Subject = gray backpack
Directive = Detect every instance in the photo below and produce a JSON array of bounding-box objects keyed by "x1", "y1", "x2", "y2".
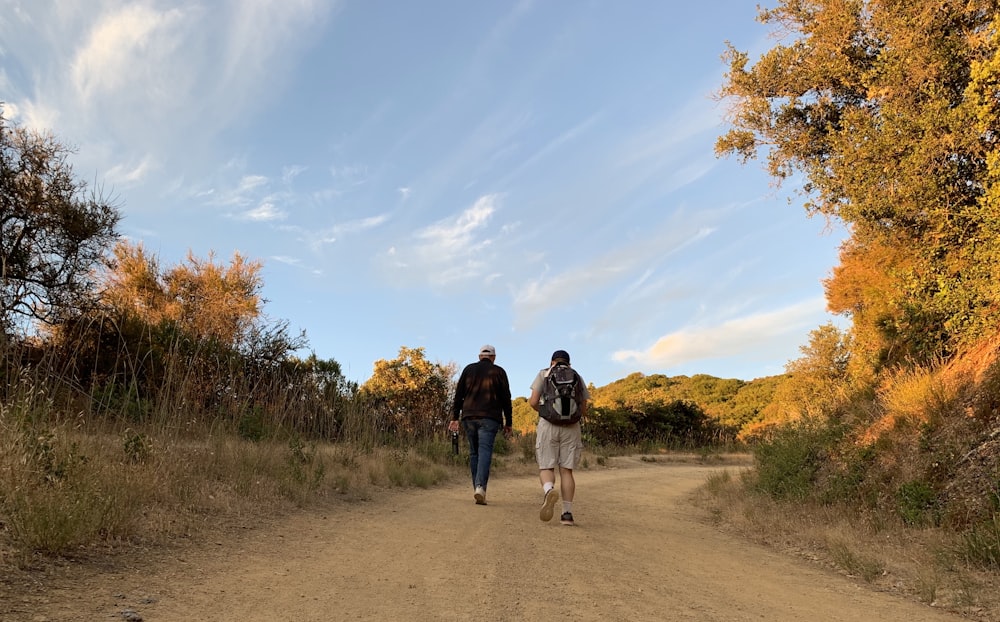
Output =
[{"x1": 539, "y1": 364, "x2": 581, "y2": 425}]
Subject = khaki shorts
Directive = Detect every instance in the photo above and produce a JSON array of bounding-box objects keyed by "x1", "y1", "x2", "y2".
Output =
[{"x1": 535, "y1": 418, "x2": 582, "y2": 470}]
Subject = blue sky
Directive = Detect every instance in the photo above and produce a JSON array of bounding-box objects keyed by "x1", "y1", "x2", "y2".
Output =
[{"x1": 0, "y1": 1, "x2": 847, "y2": 397}]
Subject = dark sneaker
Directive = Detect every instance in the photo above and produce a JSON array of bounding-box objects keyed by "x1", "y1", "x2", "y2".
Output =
[
  {"x1": 474, "y1": 486, "x2": 487, "y2": 505},
  {"x1": 560, "y1": 512, "x2": 575, "y2": 526},
  {"x1": 540, "y1": 488, "x2": 559, "y2": 521}
]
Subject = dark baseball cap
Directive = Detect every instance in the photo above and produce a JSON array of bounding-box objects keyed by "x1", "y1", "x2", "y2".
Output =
[{"x1": 551, "y1": 350, "x2": 570, "y2": 364}]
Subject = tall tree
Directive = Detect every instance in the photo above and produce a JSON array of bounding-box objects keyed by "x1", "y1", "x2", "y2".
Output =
[
  {"x1": 0, "y1": 112, "x2": 120, "y2": 338},
  {"x1": 163, "y1": 249, "x2": 264, "y2": 347},
  {"x1": 101, "y1": 241, "x2": 265, "y2": 347},
  {"x1": 716, "y1": 0, "x2": 1000, "y2": 373},
  {"x1": 360, "y1": 346, "x2": 456, "y2": 438},
  {"x1": 102, "y1": 240, "x2": 169, "y2": 325}
]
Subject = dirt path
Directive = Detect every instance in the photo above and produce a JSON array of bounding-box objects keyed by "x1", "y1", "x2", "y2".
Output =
[{"x1": 5, "y1": 460, "x2": 966, "y2": 622}]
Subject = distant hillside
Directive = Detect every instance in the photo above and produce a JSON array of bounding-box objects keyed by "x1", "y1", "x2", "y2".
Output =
[{"x1": 589, "y1": 372, "x2": 788, "y2": 435}]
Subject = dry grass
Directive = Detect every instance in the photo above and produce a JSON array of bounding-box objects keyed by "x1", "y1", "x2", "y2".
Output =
[
  {"x1": 0, "y1": 414, "x2": 458, "y2": 571},
  {"x1": 693, "y1": 470, "x2": 1000, "y2": 620}
]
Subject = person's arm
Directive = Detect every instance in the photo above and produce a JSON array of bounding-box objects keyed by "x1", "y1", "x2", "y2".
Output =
[
  {"x1": 448, "y1": 370, "x2": 466, "y2": 432},
  {"x1": 528, "y1": 389, "x2": 541, "y2": 412},
  {"x1": 500, "y1": 369, "x2": 513, "y2": 430},
  {"x1": 528, "y1": 370, "x2": 543, "y2": 411}
]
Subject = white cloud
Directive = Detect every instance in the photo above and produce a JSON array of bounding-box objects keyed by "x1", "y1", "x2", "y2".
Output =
[
  {"x1": 1, "y1": 0, "x2": 337, "y2": 200},
  {"x1": 285, "y1": 213, "x2": 390, "y2": 251},
  {"x1": 208, "y1": 175, "x2": 271, "y2": 207},
  {"x1": 512, "y1": 220, "x2": 717, "y2": 325},
  {"x1": 104, "y1": 155, "x2": 155, "y2": 186},
  {"x1": 11, "y1": 100, "x2": 60, "y2": 133},
  {"x1": 240, "y1": 202, "x2": 287, "y2": 222},
  {"x1": 612, "y1": 297, "x2": 827, "y2": 368},
  {"x1": 336, "y1": 214, "x2": 389, "y2": 235},
  {"x1": 71, "y1": 5, "x2": 185, "y2": 104},
  {"x1": 415, "y1": 195, "x2": 495, "y2": 255},
  {"x1": 382, "y1": 194, "x2": 503, "y2": 287},
  {"x1": 282, "y1": 165, "x2": 307, "y2": 183}
]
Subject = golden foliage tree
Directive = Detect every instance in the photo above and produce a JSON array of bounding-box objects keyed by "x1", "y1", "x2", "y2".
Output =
[
  {"x1": 102, "y1": 241, "x2": 169, "y2": 324},
  {"x1": 511, "y1": 397, "x2": 536, "y2": 435},
  {"x1": 360, "y1": 346, "x2": 456, "y2": 439},
  {"x1": 164, "y1": 249, "x2": 263, "y2": 346},
  {"x1": 717, "y1": 0, "x2": 1000, "y2": 376},
  {"x1": 102, "y1": 241, "x2": 263, "y2": 348}
]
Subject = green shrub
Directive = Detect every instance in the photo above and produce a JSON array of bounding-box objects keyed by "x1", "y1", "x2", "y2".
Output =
[
  {"x1": 820, "y1": 444, "x2": 876, "y2": 505},
  {"x1": 92, "y1": 382, "x2": 152, "y2": 423},
  {"x1": 897, "y1": 480, "x2": 940, "y2": 526},
  {"x1": 122, "y1": 428, "x2": 152, "y2": 464},
  {"x1": 237, "y1": 407, "x2": 268, "y2": 442},
  {"x1": 962, "y1": 513, "x2": 1000, "y2": 569},
  {"x1": 752, "y1": 421, "x2": 840, "y2": 501}
]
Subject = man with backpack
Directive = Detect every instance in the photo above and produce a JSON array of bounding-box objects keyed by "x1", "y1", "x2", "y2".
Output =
[
  {"x1": 448, "y1": 344, "x2": 513, "y2": 506},
  {"x1": 528, "y1": 349, "x2": 589, "y2": 526}
]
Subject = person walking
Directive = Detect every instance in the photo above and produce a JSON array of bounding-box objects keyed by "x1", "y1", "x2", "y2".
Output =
[
  {"x1": 449, "y1": 344, "x2": 513, "y2": 505},
  {"x1": 529, "y1": 349, "x2": 588, "y2": 526}
]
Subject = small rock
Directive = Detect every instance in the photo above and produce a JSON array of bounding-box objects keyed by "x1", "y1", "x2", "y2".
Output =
[{"x1": 121, "y1": 609, "x2": 143, "y2": 622}]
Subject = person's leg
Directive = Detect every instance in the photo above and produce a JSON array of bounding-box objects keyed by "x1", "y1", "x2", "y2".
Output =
[
  {"x1": 557, "y1": 423, "x2": 582, "y2": 524},
  {"x1": 558, "y1": 467, "x2": 575, "y2": 502},
  {"x1": 539, "y1": 468, "x2": 556, "y2": 487},
  {"x1": 475, "y1": 419, "x2": 500, "y2": 491},
  {"x1": 464, "y1": 419, "x2": 479, "y2": 487},
  {"x1": 536, "y1": 419, "x2": 560, "y2": 521}
]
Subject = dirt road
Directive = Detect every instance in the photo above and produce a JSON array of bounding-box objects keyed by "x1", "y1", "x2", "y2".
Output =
[{"x1": 6, "y1": 459, "x2": 966, "y2": 621}]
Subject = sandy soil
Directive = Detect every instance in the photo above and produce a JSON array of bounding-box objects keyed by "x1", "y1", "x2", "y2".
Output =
[{"x1": 2, "y1": 458, "x2": 968, "y2": 622}]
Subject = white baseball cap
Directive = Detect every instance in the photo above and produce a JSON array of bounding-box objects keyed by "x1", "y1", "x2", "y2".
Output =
[{"x1": 480, "y1": 344, "x2": 496, "y2": 356}]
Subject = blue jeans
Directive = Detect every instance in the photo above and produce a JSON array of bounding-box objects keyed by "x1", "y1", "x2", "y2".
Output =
[{"x1": 463, "y1": 418, "x2": 500, "y2": 490}]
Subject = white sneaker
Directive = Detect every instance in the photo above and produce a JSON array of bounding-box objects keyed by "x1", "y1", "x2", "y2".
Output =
[
  {"x1": 474, "y1": 486, "x2": 487, "y2": 505},
  {"x1": 539, "y1": 488, "x2": 559, "y2": 521}
]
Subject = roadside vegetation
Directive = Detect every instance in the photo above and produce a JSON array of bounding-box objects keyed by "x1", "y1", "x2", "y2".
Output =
[{"x1": 692, "y1": 1, "x2": 1000, "y2": 619}]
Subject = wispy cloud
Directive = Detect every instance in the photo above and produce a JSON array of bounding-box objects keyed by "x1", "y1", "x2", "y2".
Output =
[
  {"x1": 71, "y1": 5, "x2": 185, "y2": 105},
  {"x1": 383, "y1": 194, "x2": 504, "y2": 286},
  {"x1": 104, "y1": 155, "x2": 155, "y2": 186},
  {"x1": 611, "y1": 297, "x2": 826, "y2": 368},
  {"x1": 209, "y1": 175, "x2": 271, "y2": 208},
  {"x1": 269, "y1": 254, "x2": 323, "y2": 276},
  {"x1": 239, "y1": 202, "x2": 287, "y2": 222},
  {"x1": 282, "y1": 165, "x2": 307, "y2": 184},
  {"x1": 512, "y1": 218, "x2": 717, "y2": 326},
  {"x1": 1, "y1": 0, "x2": 337, "y2": 195},
  {"x1": 415, "y1": 196, "x2": 495, "y2": 254},
  {"x1": 336, "y1": 214, "x2": 389, "y2": 235},
  {"x1": 285, "y1": 213, "x2": 390, "y2": 251},
  {"x1": 271, "y1": 255, "x2": 301, "y2": 266},
  {"x1": 495, "y1": 114, "x2": 601, "y2": 187}
]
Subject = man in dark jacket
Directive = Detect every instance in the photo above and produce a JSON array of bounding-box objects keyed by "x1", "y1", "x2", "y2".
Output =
[{"x1": 448, "y1": 344, "x2": 513, "y2": 505}]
